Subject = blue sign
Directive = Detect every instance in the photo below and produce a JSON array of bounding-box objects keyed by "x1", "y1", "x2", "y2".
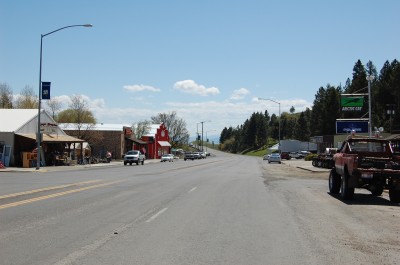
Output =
[
  {"x1": 42, "y1": 82, "x2": 51, "y2": 100},
  {"x1": 336, "y1": 121, "x2": 368, "y2": 134}
]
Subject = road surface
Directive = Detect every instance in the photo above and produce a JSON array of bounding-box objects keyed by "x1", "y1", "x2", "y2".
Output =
[{"x1": 0, "y1": 150, "x2": 399, "y2": 265}]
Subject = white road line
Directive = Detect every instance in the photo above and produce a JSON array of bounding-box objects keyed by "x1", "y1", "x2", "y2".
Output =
[
  {"x1": 146, "y1": 208, "x2": 168, "y2": 223},
  {"x1": 188, "y1": 187, "x2": 197, "y2": 193}
]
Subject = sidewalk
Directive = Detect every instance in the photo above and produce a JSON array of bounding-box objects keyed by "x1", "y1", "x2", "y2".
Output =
[
  {"x1": 0, "y1": 159, "x2": 161, "y2": 173},
  {"x1": 281, "y1": 159, "x2": 330, "y2": 173}
]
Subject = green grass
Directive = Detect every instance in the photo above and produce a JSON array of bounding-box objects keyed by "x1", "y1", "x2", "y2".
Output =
[{"x1": 243, "y1": 148, "x2": 268, "y2": 157}]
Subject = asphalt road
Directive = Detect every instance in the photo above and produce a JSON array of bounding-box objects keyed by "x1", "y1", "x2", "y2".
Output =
[{"x1": 0, "y1": 151, "x2": 399, "y2": 265}]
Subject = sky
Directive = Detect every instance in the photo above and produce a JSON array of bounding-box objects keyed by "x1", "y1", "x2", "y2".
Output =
[{"x1": 1, "y1": 0, "x2": 400, "y2": 141}]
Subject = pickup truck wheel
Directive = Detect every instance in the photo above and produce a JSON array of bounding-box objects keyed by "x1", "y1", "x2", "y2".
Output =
[
  {"x1": 329, "y1": 169, "x2": 341, "y2": 194},
  {"x1": 136, "y1": 161, "x2": 139, "y2": 165},
  {"x1": 371, "y1": 185, "x2": 384, "y2": 196},
  {"x1": 124, "y1": 162, "x2": 127, "y2": 166},
  {"x1": 389, "y1": 186, "x2": 400, "y2": 203},
  {"x1": 340, "y1": 173, "x2": 354, "y2": 200}
]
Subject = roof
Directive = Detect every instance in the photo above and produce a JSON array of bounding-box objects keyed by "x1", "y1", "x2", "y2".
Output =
[
  {"x1": 0, "y1": 109, "x2": 38, "y2": 132},
  {"x1": 126, "y1": 135, "x2": 147, "y2": 144},
  {"x1": 143, "y1": 124, "x2": 162, "y2": 137},
  {"x1": 60, "y1": 123, "x2": 130, "y2": 131},
  {"x1": 16, "y1": 133, "x2": 84, "y2": 143}
]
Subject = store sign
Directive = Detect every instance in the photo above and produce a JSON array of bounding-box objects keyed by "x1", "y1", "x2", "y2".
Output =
[
  {"x1": 336, "y1": 121, "x2": 368, "y2": 134},
  {"x1": 341, "y1": 96, "x2": 364, "y2": 111}
]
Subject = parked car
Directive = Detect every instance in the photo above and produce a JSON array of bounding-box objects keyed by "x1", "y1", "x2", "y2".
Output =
[
  {"x1": 298, "y1": 151, "x2": 311, "y2": 159},
  {"x1": 268, "y1": 153, "x2": 282, "y2": 164},
  {"x1": 123, "y1": 150, "x2": 145, "y2": 165},
  {"x1": 161, "y1": 154, "x2": 174, "y2": 162},
  {"x1": 263, "y1": 154, "x2": 270, "y2": 160},
  {"x1": 280, "y1": 152, "x2": 291, "y2": 160},
  {"x1": 193, "y1": 152, "x2": 201, "y2": 159},
  {"x1": 289, "y1": 152, "x2": 301, "y2": 159},
  {"x1": 184, "y1": 152, "x2": 194, "y2": 161}
]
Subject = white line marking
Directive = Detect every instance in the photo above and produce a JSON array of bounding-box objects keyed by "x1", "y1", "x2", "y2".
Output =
[
  {"x1": 188, "y1": 187, "x2": 197, "y2": 193},
  {"x1": 146, "y1": 208, "x2": 168, "y2": 223}
]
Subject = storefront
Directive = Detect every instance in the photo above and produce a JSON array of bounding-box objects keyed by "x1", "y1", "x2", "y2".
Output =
[
  {"x1": 141, "y1": 123, "x2": 171, "y2": 159},
  {"x1": 0, "y1": 109, "x2": 84, "y2": 167}
]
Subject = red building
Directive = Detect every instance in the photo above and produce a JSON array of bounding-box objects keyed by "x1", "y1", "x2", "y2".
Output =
[{"x1": 141, "y1": 123, "x2": 171, "y2": 159}]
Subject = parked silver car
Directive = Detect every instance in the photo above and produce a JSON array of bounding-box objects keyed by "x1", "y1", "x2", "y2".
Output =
[{"x1": 268, "y1": 153, "x2": 281, "y2": 164}]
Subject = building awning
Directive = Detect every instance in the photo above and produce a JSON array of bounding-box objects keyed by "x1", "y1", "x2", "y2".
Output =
[
  {"x1": 16, "y1": 133, "x2": 85, "y2": 143},
  {"x1": 158, "y1": 141, "x2": 171, "y2": 147},
  {"x1": 126, "y1": 136, "x2": 147, "y2": 145}
]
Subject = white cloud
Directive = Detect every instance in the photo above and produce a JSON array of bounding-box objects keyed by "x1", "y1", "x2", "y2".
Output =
[
  {"x1": 230, "y1": 88, "x2": 250, "y2": 100},
  {"x1": 173, "y1": 80, "x2": 220, "y2": 96},
  {"x1": 123, "y1": 84, "x2": 161, "y2": 92},
  {"x1": 36, "y1": 92, "x2": 312, "y2": 138}
]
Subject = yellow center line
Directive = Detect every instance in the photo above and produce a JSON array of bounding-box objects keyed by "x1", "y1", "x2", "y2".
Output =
[
  {"x1": 0, "y1": 180, "x2": 101, "y2": 200},
  {"x1": 0, "y1": 180, "x2": 123, "y2": 210}
]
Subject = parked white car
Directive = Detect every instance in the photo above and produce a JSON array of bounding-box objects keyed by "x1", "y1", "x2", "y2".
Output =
[
  {"x1": 123, "y1": 150, "x2": 145, "y2": 165},
  {"x1": 161, "y1": 154, "x2": 174, "y2": 162}
]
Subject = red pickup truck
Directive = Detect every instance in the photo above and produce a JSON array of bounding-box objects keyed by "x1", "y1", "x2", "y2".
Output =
[{"x1": 329, "y1": 136, "x2": 400, "y2": 203}]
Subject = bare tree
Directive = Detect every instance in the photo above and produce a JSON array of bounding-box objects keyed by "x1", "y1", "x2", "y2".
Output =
[
  {"x1": 132, "y1": 120, "x2": 151, "y2": 139},
  {"x1": 0, "y1": 83, "x2": 13, "y2": 108},
  {"x1": 57, "y1": 95, "x2": 96, "y2": 138},
  {"x1": 45, "y1": 97, "x2": 63, "y2": 119},
  {"x1": 151, "y1": 111, "x2": 189, "y2": 147},
  {"x1": 14, "y1": 85, "x2": 38, "y2": 109}
]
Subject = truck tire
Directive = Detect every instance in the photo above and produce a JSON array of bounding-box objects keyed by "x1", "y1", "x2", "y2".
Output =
[
  {"x1": 329, "y1": 169, "x2": 341, "y2": 194},
  {"x1": 340, "y1": 172, "x2": 354, "y2": 200},
  {"x1": 389, "y1": 186, "x2": 400, "y2": 203},
  {"x1": 371, "y1": 185, "x2": 384, "y2": 196},
  {"x1": 141, "y1": 159, "x2": 144, "y2": 165},
  {"x1": 136, "y1": 160, "x2": 139, "y2": 165}
]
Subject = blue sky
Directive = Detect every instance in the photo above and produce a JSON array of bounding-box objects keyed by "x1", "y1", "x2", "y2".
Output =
[{"x1": 1, "y1": 0, "x2": 399, "y2": 139}]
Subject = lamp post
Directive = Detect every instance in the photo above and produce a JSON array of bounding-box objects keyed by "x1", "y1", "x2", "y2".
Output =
[
  {"x1": 366, "y1": 74, "x2": 375, "y2": 137},
  {"x1": 36, "y1": 24, "x2": 92, "y2": 170},
  {"x1": 205, "y1": 129, "x2": 217, "y2": 152},
  {"x1": 258, "y1": 97, "x2": 281, "y2": 152}
]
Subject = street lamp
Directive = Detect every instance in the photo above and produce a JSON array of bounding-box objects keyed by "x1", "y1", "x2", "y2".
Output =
[
  {"x1": 258, "y1": 97, "x2": 281, "y2": 152},
  {"x1": 205, "y1": 129, "x2": 217, "y2": 152},
  {"x1": 36, "y1": 24, "x2": 92, "y2": 170},
  {"x1": 366, "y1": 74, "x2": 375, "y2": 137}
]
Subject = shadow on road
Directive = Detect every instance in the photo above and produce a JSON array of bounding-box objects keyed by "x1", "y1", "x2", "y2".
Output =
[{"x1": 327, "y1": 192, "x2": 399, "y2": 207}]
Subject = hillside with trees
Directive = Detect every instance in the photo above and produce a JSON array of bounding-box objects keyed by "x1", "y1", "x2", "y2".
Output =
[{"x1": 220, "y1": 59, "x2": 400, "y2": 153}]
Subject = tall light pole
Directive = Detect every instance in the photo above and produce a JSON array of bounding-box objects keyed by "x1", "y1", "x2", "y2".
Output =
[
  {"x1": 36, "y1": 24, "x2": 92, "y2": 170},
  {"x1": 366, "y1": 74, "x2": 375, "y2": 137},
  {"x1": 199, "y1": 120, "x2": 211, "y2": 152},
  {"x1": 258, "y1": 97, "x2": 281, "y2": 152}
]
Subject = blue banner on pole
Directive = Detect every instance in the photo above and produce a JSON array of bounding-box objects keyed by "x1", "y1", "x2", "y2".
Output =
[{"x1": 42, "y1": 82, "x2": 51, "y2": 100}]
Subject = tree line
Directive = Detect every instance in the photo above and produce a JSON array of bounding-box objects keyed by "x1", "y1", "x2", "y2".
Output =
[{"x1": 220, "y1": 59, "x2": 400, "y2": 153}]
